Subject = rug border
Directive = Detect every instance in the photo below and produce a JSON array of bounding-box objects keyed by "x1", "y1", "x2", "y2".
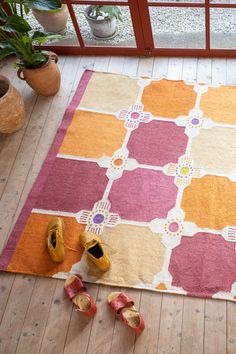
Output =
[{"x1": 0, "y1": 69, "x2": 93, "y2": 271}]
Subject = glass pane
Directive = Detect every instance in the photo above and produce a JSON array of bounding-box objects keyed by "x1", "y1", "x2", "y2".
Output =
[
  {"x1": 148, "y1": 0, "x2": 204, "y2": 3},
  {"x1": 75, "y1": 0, "x2": 127, "y2": 2},
  {"x1": 149, "y1": 7, "x2": 205, "y2": 48},
  {"x1": 25, "y1": 5, "x2": 79, "y2": 46},
  {"x1": 210, "y1": 0, "x2": 236, "y2": 3},
  {"x1": 211, "y1": 8, "x2": 236, "y2": 48},
  {"x1": 73, "y1": 5, "x2": 136, "y2": 47}
]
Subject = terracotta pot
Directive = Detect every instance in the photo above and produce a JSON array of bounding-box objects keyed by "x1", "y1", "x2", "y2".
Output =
[
  {"x1": 0, "y1": 75, "x2": 25, "y2": 134},
  {"x1": 32, "y1": 5, "x2": 68, "y2": 34},
  {"x1": 17, "y1": 53, "x2": 61, "y2": 97},
  {"x1": 85, "y1": 6, "x2": 117, "y2": 39}
]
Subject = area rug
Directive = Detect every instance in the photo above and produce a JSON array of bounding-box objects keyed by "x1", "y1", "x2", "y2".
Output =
[{"x1": 1, "y1": 70, "x2": 236, "y2": 301}]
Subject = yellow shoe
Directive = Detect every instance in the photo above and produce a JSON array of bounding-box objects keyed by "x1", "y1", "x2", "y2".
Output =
[
  {"x1": 47, "y1": 217, "x2": 65, "y2": 263},
  {"x1": 80, "y1": 232, "x2": 110, "y2": 272}
]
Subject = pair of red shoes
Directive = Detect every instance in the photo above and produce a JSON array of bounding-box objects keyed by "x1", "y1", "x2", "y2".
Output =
[{"x1": 64, "y1": 275, "x2": 144, "y2": 334}]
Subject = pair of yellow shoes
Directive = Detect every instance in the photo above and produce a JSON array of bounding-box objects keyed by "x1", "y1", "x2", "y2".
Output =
[{"x1": 47, "y1": 217, "x2": 110, "y2": 271}]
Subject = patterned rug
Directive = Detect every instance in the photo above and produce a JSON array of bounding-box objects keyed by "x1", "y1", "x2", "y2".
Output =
[{"x1": 1, "y1": 70, "x2": 236, "y2": 301}]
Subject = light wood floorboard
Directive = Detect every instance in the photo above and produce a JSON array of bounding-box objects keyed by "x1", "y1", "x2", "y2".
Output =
[{"x1": 0, "y1": 55, "x2": 236, "y2": 354}]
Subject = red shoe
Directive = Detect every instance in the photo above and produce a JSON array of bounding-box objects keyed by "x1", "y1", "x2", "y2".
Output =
[
  {"x1": 64, "y1": 275, "x2": 97, "y2": 317},
  {"x1": 108, "y1": 292, "x2": 144, "y2": 334}
]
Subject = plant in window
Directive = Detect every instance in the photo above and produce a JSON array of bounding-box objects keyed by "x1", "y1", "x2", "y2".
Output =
[
  {"x1": 1, "y1": 0, "x2": 62, "y2": 16},
  {"x1": 0, "y1": 2, "x2": 62, "y2": 96},
  {"x1": 1, "y1": 0, "x2": 68, "y2": 34},
  {"x1": 84, "y1": 5, "x2": 123, "y2": 39},
  {"x1": 31, "y1": 1, "x2": 69, "y2": 35},
  {"x1": 88, "y1": 6, "x2": 123, "y2": 22}
]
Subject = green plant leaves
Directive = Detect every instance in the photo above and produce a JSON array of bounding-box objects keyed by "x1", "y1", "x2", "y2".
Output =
[
  {"x1": 0, "y1": 47, "x2": 15, "y2": 60},
  {"x1": 88, "y1": 5, "x2": 123, "y2": 22},
  {"x1": 21, "y1": 34, "x2": 32, "y2": 45},
  {"x1": 31, "y1": 30, "x2": 46, "y2": 39},
  {"x1": 0, "y1": 7, "x2": 8, "y2": 21},
  {"x1": 24, "y1": 0, "x2": 61, "y2": 11},
  {"x1": 0, "y1": 1, "x2": 61, "y2": 68},
  {"x1": 0, "y1": 25, "x2": 60, "y2": 68},
  {"x1": 1, "y1": 14, "x2": 31, "y2": 32},
  {"x1": 0, "y1": 36, "x2": 30, "y2": 60},
  {"x1": 31, "y1": 31, "x2": 62, "y2": 45},
  {"x1": 4, "y1": 0, "x2": 62, "y2": 13},
  {"x1": 23, "y1": 4, "x2": 30, "y2": 15},
  {"x1": 0, "y1": 41, "x2": 15, "y2": 49}
]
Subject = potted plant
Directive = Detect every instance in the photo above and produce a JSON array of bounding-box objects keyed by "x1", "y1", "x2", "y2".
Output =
[
  {"x1": 84, "y1": 5, "x2": 123, "y2": 39},
  {"x1": 0, "y1": 4, "x2": 62, "y2": 96},
  {"x1": 0, "y1": 75, "x2": 25, "y2": 133},
  {"x1": 31, "y1": 0, "x2": 69, "y2": 35}
]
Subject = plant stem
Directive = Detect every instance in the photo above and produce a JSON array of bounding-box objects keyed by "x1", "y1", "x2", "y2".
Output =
[
  {"x1": 20, "y1": 1, "x2": 24, "y2": 18},
  {"x1": 13, "y1": 0, "x2": 17, "y2": 15},
  {"x1": 0, "y1": 29, "x2": 10, "y2": 41},
  {"x1": 96, "y1": 6, "x2": 102, "y2": 18}
]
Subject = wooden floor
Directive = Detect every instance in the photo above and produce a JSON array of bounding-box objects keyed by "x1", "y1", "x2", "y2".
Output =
[{"x1": 1, "y1": 55, "x2": 236, "y2": 354}]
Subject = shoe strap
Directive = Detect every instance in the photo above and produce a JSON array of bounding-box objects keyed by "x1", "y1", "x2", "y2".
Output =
[
  {"x1": 64, "y1": 243, "x2": 80, "y2": 253},
  {"x1": 64, "y1": 276, "x2": 85, "y2": 300},
  {"x1": 120, "y1": 310, "x2": 145, "y2": 334},
  {"x1": 110, "y1": 293, "x2": 134, "y2": 314},
  {"x1": 86, "y1": 239, "x2": 99, "y2": 249},
  {"x1": 75, "y1": 292, "x2": 92, "y2": 311},
  {"x1": 75, "y1": 292, "x2": 97, "y2": 317}
]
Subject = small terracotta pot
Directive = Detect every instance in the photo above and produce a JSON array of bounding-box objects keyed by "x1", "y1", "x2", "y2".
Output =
[
  {"x1": 17, "y1": 53, "x2": 61, "y2": 97},
  {"x1": 32, "y1": 5, "x2": 68, "y2": 34},
  {"x1": 0, "y1": 75, "x2": 25, "y2": 134}
]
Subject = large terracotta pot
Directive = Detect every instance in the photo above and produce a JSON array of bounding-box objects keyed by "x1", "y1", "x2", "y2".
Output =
[
  {"x1": 32, "y1": 5, "x2": 68, "y2": 34},
  {"x1": 85, "y1": 6, "x2": 117, "y2": 39},
  {"x1": 17, "y1": 53, "x2": 61, "y2": 97},
  {"x1": 0, "y1": 75, "x2": 25, "y2": 134}
]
